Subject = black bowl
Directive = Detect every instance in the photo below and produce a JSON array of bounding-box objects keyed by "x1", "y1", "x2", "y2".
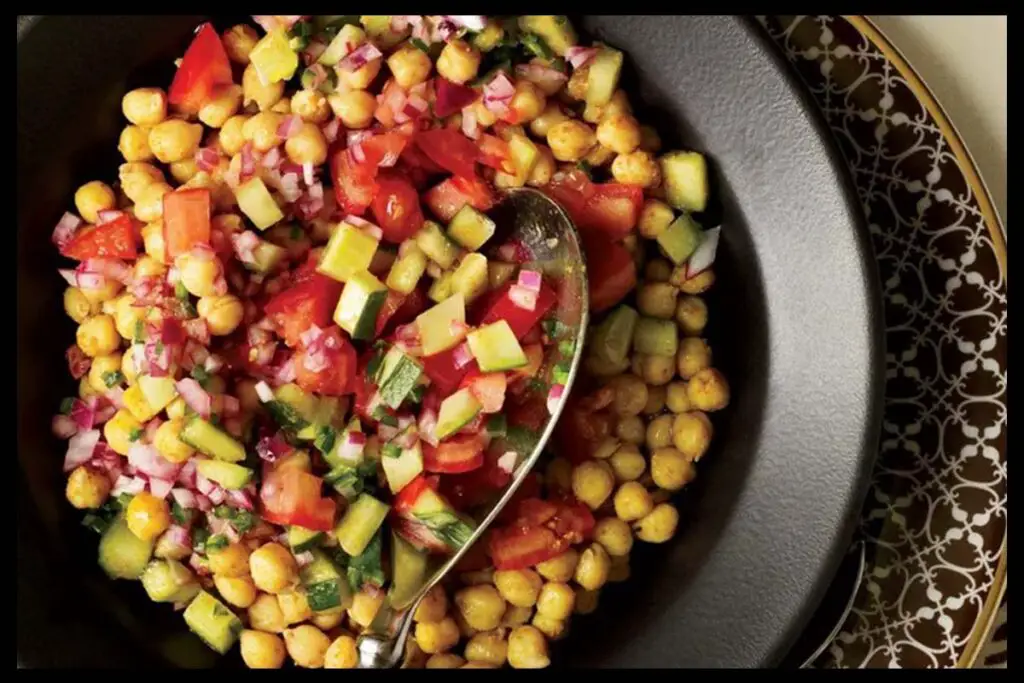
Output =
[{"x1": 17, "y1": 15, "x2": 883, "y2": 668}]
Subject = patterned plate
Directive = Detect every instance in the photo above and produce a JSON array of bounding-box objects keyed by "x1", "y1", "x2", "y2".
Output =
[{"x1": 759, "y1": 15, "x2": 1007, "y2": 669}]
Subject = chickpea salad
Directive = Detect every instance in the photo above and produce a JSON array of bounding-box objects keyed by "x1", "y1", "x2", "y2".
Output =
[{"x1": 51, "y1": 14, "x2": 729, "y2": 670}]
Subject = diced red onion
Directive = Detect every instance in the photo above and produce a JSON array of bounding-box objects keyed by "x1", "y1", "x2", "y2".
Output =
[
  {"x1": 105, "y1": 386, "x2": 125, "y2": 410},
  {"x1": 294, "y1": 550, "x2": 315, "y2": 568},
  {"x1": 405, "y1": 93, "x2": 429, "y2": 115},
  {"x1": 339, "y1": 42, "x2": 382, "y2": 72},
  {"x1": 516, "y1": 63, "x2": 568, "y2": 92},
  {"x1": 255, "y1": 381, "x2": 276, "y2": 403},
  {"x1": 63, "y1": 429, "x2": 100, "y2": 472},
  {"x1": 188, "y1": 552, "x2": 210, "y2": 575},
  {"x1": 508, "y1": 284, "x2": 538, "y2": 311},
  {"x1": 256, "y1": 432, "x2": 292, "y2": 463},
  {"x1": 277, "y1": 115, "x2": 303, "y2": 139},
  {"x1": 390, "y1": 15, "x2": 422, "y2": 32},
  {"x1": 207, "y1": 486, "x2": 227, "y2": 506},
  {"x1": 195, "y1": 473, "x2": 216, "y2": 496},
  {"x1": 171, "y1": 488, "x2": 198, "y2": 509},
  {"x1": 452, "y1": 342, "x2": 474, "y2": 369},
  {"x1": 94, "y1": 403, "x2": 116, "y2": 426},
  {"x1": 349, "y1": 142, "x2": 367, "y2": 164},
  {"x1": 195, "y1": 147, "x2": 221, "y2": 172},
  {"x1": 66, "y1": 344, "x2": 91, "y2": 379},
  {"x1": 226, "y1": 488, "x2": 254, "y2": 510},
  {"x1": 272, "y1": 356, "x2": 297, "y2": 385},
  {"x1": 79, "y1": 257, "x2": 133, "y2": 285},
  {"x1": 347, "y1": 130, "x2": 374, "y2": 147},
  {"x1": 128, "y1": 443, "x2": 181, "y2": 480},
  {"x1": 261, "y1": 146, "x2": 282, "y2": 169},
  {"x1": 566, "y1": 46, "x2": 599, "y2": 69},
  {"x1": 447, "y1": 320, "x2": 468, "y2": 339},
  {"x1": 302, "y1": 162, "x2": 315, "y2": 187},
  {"x1": 69, "y1": 397, "x2": 97, "y2": 431},
  {"x1": 77, "y1": 272, "x2": 110, "y2": 290},
  {"x1": 204, "y1": 354, "x2": 224, "y2": 374},
  {"x1": 194, "y1": 494, "x2": 212, "y2": 513},
  {"x1": 299, "y1": 324, "x2": 324, "y2": 348},
  {"x1": 231, "y1": 230, "x2": 260, "y2": 266},
  {"x1": 547, "y1": 383, "x2": 566, "y2": 415},
  {"x1": 337, "y1": 431, "x2": 366, "y2": 464},
  {"x1": 144, "y1": 338, "x2": 172, "y2": 377},
  {"x1": 161, "y1": 525, "x2": 193, "y2": 554},
  {"x1": 221, "y1": 396, "x2": 241, "y2": 418},
  {"x1": 426, "y1": 261, "x2": 442, "y2": 279},
  {"x1": 323, "y1": 117, "x2": 341, "y2": 143},
  {"x1": 148, "y1": 477, "x2": 175, "y2": 500},
  {"x1": 57, "y1": 269, "x2": 79, "y2": 287},
  {"x1": 497, "y1": 450, "x2": 518, "y2": 474},
  {"x1": 308, "y1": 182, "x2": 324, "y2": 201},
  {"x1": 177, "y1": 458, "x2": 198, "y2": 489},
  {"x1": 395, "y1": 427, "x2": 419, "y2": 450},
  {"x1": 176, "y1": 378, "x2": 212, "y2": 418},
  {"x1": 483, "y1": 71, "x2": 515, "y2": 114},
  {"x1": 279, "y1": 173, "x2": 303, "y2": 203},
  {"x1": 418, "y1": 409, "x2": 439, "y2": 447},
  {"x1": 240, "y1": 143, "x2": 257, "y2": 179},
  {"x1": 303, "y1": 345, "x2": 330, "y2": 373},
  {"x1": 443, "y1": 15, "x2": 487, "y2": 31},
  {"x1": 144, "y1": 417, "x2": 163, "y2": 443},
  {"x1": 52, "y1": 212, "x2": 82, "y2": 249},
  {"x1": 461, "y1": 106, "x2": 480, "y2": 139},
  {"x1": 52, "y1": 414, "x2": 78, "y2": 439},
  {"x1": 686, "y1": 226, "x2": 722, "y2": 278},
  {"x1": 112, "y1": 474, "x2": 148, "y2": 497},
  {"x1": 517, "y1": 269, "x2": 542, "y2": 292}
]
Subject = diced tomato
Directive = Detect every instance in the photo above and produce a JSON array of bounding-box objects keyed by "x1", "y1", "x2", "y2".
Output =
[
  {"x1": 494, "y1": 474, "x2": 544, "y2": 523},
  {"x1": 60, "y1": 215, "x2": 139, "y2": 261},
  {"x1": 400, "y1": 140, "x2": 447, "y2": 175},
  {"x1": 423, "y1": 434, "x2": 486, "y2": 474},
  {"x1": 547, "y1": 496, "x2": 596, "y2": 543},
  {"x1": 66, "y1": 344, "x2": 91, "y2": 379},
  {"x1": 415, "y1": 128, "x2": 480, "y2": 179},
  {"x1": 424, "y1": 174, "x2": 496, "y2": 222},
  {"x1": 361, "y1": 131, "x2": 412, "y2": 168},
  {"x1": 370, "y1": 174, "x2": 424, "y2": 244},
  {"x1": 578, "y1": 183, "x2": 644, "y2": 240},
  {"x1": 259, "y1": 468, "x2": 336, "y2": 532},
  {"x1": 293, "y1": 326, "x2": 357, "y2": 396},
  {"x1": 330, "y1": 148, "x2": 378, "y2": 216},
  {"x1": 507, "y1": 394, "x2": 548, "y2": 432},
  {"x1": 421, "y1": 347, "x2": 475, "y2": 396},
  {"x1": 375, "y1": 284, "x2": 428, "y2": 338},
  {"x1": 265, "y1": 274, "x2": 342, "y2": 348},
  {"x1": 582, "y1": 233, "x2": 637, "y2": 313},
  {"x1": 351, "y1": 351, "x2": 379, "y2": 422},
  {"x1": 489, "y1": 525, "x2": 562, "y2": 570},
  {"x1": 162, "y1": 189, "x2": 211, "y2": 259},
  {"x1": 459, "y1": 369, "x2": 507, "y2": 413},
  {"x1": 391, "y1": 515, "x2": 450, "y2": 554},
  {"x1": 433, "y1": 77, "x2": 480, "y2": 118},
  {"x1": 478, "y1": 281, "x2": 557, "y2": 339},
  {"x1": 476, "y1": 134, "x2": 515, "y2": 173},
  {"x1": 374, "y1": 79, "x2": 406, "y2": 129},
  {"x1": 542, "y1": 169, "x2": 594, "y2": 227},
  {"x1": 393, "y1": 474, "x2": 436, "y2": 515},
  {"x1": 168, "y1": 23, "x2": 234, "y2": 115}
]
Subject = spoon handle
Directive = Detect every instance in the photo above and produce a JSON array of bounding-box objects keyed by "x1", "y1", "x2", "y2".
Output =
[{"x1": 355, "y1": 594, "x2": 421, "y2": 668}]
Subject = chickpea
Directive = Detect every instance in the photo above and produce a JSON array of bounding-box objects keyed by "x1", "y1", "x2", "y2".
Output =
[
  {"x1": 248, "y1": 593, "x2": 287, "y2": 633},
  {"x1": 547, "y1": 119, "x2": 597, "y2": 162},
  {"x1": 243, "y1": 63, "x2": 285, "y2": 111},
  {"x1": 592, "y1": 436, "x2": 621, "y2": 460},
  {"x1": 324, "y1": 635, "x2": 359, "y2": 669},
  {"x1": 249, "y1": 542, "x2": 297, "y2": 593},
  {"x1": 310, "y1": 607, "x2": 345, "y2": 630},
  {"x1": 677, "y1": 337, "x2": 712, "y2": 380},
  {"x1": 596, "y1": 113, "x2": 642, "y2": 155},
  {"x1": 240, "y1": 629, "x2": 287, "y2": 669},
  {"x1": 134, "y1": 182, "x2": 172, "y2": 222},
  {"x1": 499, "y1": 604, "x2": 531, "y2": 629},
  {"x1": 73, "y1": 181, "x2": 116, "y2": 224},
  {"x1": 282, "y1": 122, "x2": 328, "y2": 166},
  {"x1": 324, "y1": 91, "x2": 373, "y2": 131},
  {"x1": 640, "y1": 124, "x2": 662, "y2": 153},
  {"x1": 76, "y1": 315, "x2": 119, "y2": 357},
  {"x1": 673, "y1": 411, "x2": 713, "y2": 461},
  {"x1": 574, "y1": 543, "x2": 611, "y2": 591},
  {"x1": 687, "y1": 367, "x2": 730, "y2": 412},
  {"x1": 571, "y1": 460, "x2": 615, "y2": 510},
  {"x1": 65, "y1": 466, "x2": 111, "y2": 510},
  {"x1": 223, "y1": 24, "x2": 259, "y2": 64},
  {"x1": 426, "y1": 653, "x2": 465, "y2": 669},
  {"x1": 124, "y1": 492, "x2": 170, "y2": 542},
  {"x1": 566, "y1": 65, "x2": 589, "y2": 101},
  {"x1": 215, "y1": 115, "x2": 249, "y2": 157},
  {"x1": 63, "y1": 287, "x2": 94, "y2": 323},
  {"x1": 526, "y1": 145, "x2": 556, "y2": 187},
  {"x1": 119, "y1": 162, "x2": 165, "y2": 203},
  {"x1": 544, "y1": 457, "x2": 573, "y2": 492},
  {"x1": 113, "y1": 296, "x2": 143, "y2": 341},
  {"x1": 646, "y1": 414, "x2": 675, "y2": 450},
  {"x1": 607, "y1": 373, "x2": 648, "y2": 417},
  {"x1": 535, "y1": 548, "x2": 578, "y2": 582},
  {"x1": 213, "y1": 574, "x2": 257, "y2": 609},
  {"x1": 436, "y1": 39, "x2": 481, "y2": 84},
  {"x1": 665, "y1": 381, "x2": 692, "y2": 413},
  {"x1": 133, "y1": 255, "x2": 166, "y2": 281},
  {"x1": 178, "y1": 252, "x2": 222, "y2": 298},
  {"x1": 208, "y1": 542, "x2": 251, "y2": 578},
  {"x1": 532, "y1": 613, "x2": 567, "y2": 640},
  {"x1": 611, "y1": 150, "x2": 662, "y2": 188},
  {"x1": 148, "y1": 120, "x2": 203, "y2": 164},
  {"x1": 678, "y1": 268, "x2": 716, "y2": 294},
  {"x1": 103, "y1": 409, "x2": 140, "y2": 455},
  {"x1": 586, "y1": 353, "x2": 630, "y2": 378},
  {"x1": 284, "y1": 624, "x2": 331, "y2": 668},
  {"x1": 466, "y1": 98, "x2": 499, "y2": 129},
  {"x1": 195, "y1": 294, "x2": 243, "y2": 336},
  {"x1": 529, "y1": 102, "x2": 569, "y2": 139},
  {"x1": 584, "y1": 143, "x2": 616, "y2": 168},
  {"x1": 242, "y1": 111, "x2": 283, "y2": 152},
  {"x1": 290, "y1": 89, "x2": 331, "y2": 124},
  {"x1": 610, "y1": 444, "x2": 647, "y2": 482},
  {"x1": 640, "y1": 353, "x2": 676, "y2": 386},
  {"x1": 645, "y1": 258, "x2": 673, "y2": 283},
  {"x1": 117, "y1": 124, "x2": 154, "y2": 162},
  {"x1": 638, "y1": 283, "x2": 678, "y2": 321},
  {"x1": 454, "y1": 584, "x2": 506, "y2": 632},
  {"x1": 651, "y1": 447, "x2": 698, "y2": 491},
  {"x1": 464, "y1": 630, "x2": 508, "y2": 666},
  {"x1": 122, "y1": 87, "x2": 167, "y2": 126},
  {"x1": 414, "y1": 617, "x2": 460, "y2": 654},
  {"x1": 614, "y1": 481, "x2": 655, "y2": 522},
  {"x1": 574, "y1": 587, "x2": 600, "y2": 615},
  {"x1": 277, "y1": 590, "x2": 313, "y2": 625},
  {"x1": 199, "y1": 84, "x2": 243, "y2": 129},
  {"x1": 509, "y1": 80, "x2": 546, "y2": 124},
  {"x1": 532, "y1": 581, "x2": 573, "y2": 621},
  {"x1": 494, "y1": 569, "x2": 543, "y2": 608},
  {"x1": 410, "y1": 584, "x2": 447, "y2": 624},
  {"x1": 644, "y1": 385, "x2": 667, "y2": 415},
  {"x1": 594, "y1": 517, "x2": 634, "y2": 557},
  {"x1": 507, "y1": 625, "x2": 550, "y2": 669},
  {"x1": 136, "y1": 223, "x2": 166, "y2": 265},
  {"x1": 87, "y1": 353, "x2": 122, "y2": 393},
  {"x1": 387, "y1": 45, "x2": 433, "y2": 89},
  {"x1": 337, "y1": 58, "x2": 381, "y2": 90},
  {"x1": 615, "y1": 416, "x2": 645, "y2": 445},
  {"x1": 634, "y1": 502, "x2": 680, "y2": 543},
  {"x1": 462, "y1": 661, "x2": 498, "y2": 669},
  {"x1": 348, "y1": 587, "x2": 385, "y2": 628},
  {"x1": 603, "y1": 90, "x2": 633, "y2": 120}
]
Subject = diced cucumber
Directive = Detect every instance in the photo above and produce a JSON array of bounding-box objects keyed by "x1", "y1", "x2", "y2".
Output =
[
  {"x1": 296, "y1": 396, "x2": 345, "y2": 441},
  {"x1": 488, "y1": 261, "x2": 517, "y2": 290},
  {"x1": 300, "y1": 65, "x2": 338, "y2": 93},
  {"x1": 450, "y1": 252, "x2": 489, "y2": 303},
  {"x1": 98, "y1": 515, "x2": 154, "y2": 580},
  {"x1": 591, "y1": 304, "x2": 639, "y2": 364},
  {"x1": 235, "y1": 178, "x2": 284, "y2": 230},
  {"x1": 435, "y1": 388, "x2": 482, "y2": 440},
  {"x1": 447, "y1": 205, "x2": 496, "y2": 251},
  {"x1": 470, "y1": 21, "x2": 504, "y2": 52},
  {"x1": 137, "y1": 375, "x2": 178, "y2": 414},
  {"x1": 508, "y1": 134, "x2": 540, "y2": 184},
  {"x1": 660, "y1": 151, "x2": 709, "y2": 213},
  {"x1": 382, "y1": 442, "x2": 423, "y2": 494},
  {"x1": 413, "y1": 507, "x2": 476, "y2": 551},
  {"x1": 249, "y1": 238, "x2": 288, "y2": 274},
  {"x1": 518, "y1": 16, "x2": 577, "y2": 57},
  {"x1": 323, "y1": 419, "x2": 363, "y2": 469},
  {"x1": 585, "y1": 45, "x2": 624, "y2": 109},
  {"x1": 656, "y1": 213, "x2": 703, "y2": 265},
  {"x1": 318, "y1": 24, "x2": 367, "y2": 66},
  {"x1": 264, "y1": 382, "x2": 316, "y2": 432},
  {"x1": 183, "y1": 590, "x2": 243, "y2": 655},
  {"x1": 141, "y1": 559, "x2": 200, "y2": 603},
  {"x1": 300, "y1": 549, "x2": 353, "y2": 611},
  {"x1": 334, "y1": 271, "x2": 388, "y2": 341},
  {"x1": 360, "y1": 16, "x2": 409, "y2": 51},
  {"x1": 179, "y1": 418, "x2": 246, "y2": 463},
  {"x1": 334, "y1": 494, "x2": 390, "y2": 557},
  {"x1": 288, "y1": 525, "x2": 325, "y2": 553},
  {"x1": 318, "y1": 222, "x2": 380, "y2": 283},
  {"x1": 427, "y1": 271, "x2": 454, "y2": 303},
  {"x1": 377, "y1": 347, "x2": 424, "y2": 409},
  {"x1": 249, "y1": 29, "x2": 300, "y2": 84},
  {"x1": 389, "y1": 532, "x2": 429, "y2": 609},
  {"x1": 467, "y1": 320, "x2": 528, "y2": 372},
  {"x1": 632, "y1": 317, "x2": 679, "y2": 357},
  {"x1": 386, "y1": 243, "x2": 428, "y2": 295},
  {"x1": 415, "y1": 221, "x2": 461, "y2": 269},
  {"x1": 416, "y1": 293, "x2": 467, "y2": 356},
  {"x1": 195, "y1": 460, "x2": 253, "y2": 490}
]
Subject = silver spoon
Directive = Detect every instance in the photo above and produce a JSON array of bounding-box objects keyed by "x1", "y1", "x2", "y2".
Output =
[{"x1": 356, "y1": 188, "x2": 590, "y2": 668}]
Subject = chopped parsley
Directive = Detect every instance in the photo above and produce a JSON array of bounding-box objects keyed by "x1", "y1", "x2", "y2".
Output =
[
  {"x1": 170, "y1": 501, "x2": 193, "y2": 526},
  {"x1": 411, "y1": 37, "x2": 430, "y2": 53},
  {"x1": 102, "y1": 370, "x2": 125, "y2": 388},
  {"x1": 191, "y1": 527, "x2": 210, "y2": 553},
  {"x1": 154, "y1": 340, "x2": 165, "y2": 356},
  {"x1": 290, "y1": 224, "x2": 303, "y2": 241},
  {"x1": 558, "y1": 340, "x2": 576, "y2": 358},
  {"x1": 174, "y1": 281, "x2": 189, "y2": 301},
  {"x1": 59, "y1": 397, "x2": 76, "y2": 415},
  {"x1": 190, "y1": 365, "x2": 211, "y2": 388},
  {"x1": 214, "y1": 505, "x2": 256, "y2": 534},
  {"x1": 133, "y1": 320, "x2": 145, "y2": 343},
  {"x1": 128, "y1": 427, "x2": 144, "y2": 442},
  {"x1": 520, "y1": 32, "x2": 553, "y2": 60},
  {"x1": 205, "y1": 534, "x2": 229, "y2": 552}
]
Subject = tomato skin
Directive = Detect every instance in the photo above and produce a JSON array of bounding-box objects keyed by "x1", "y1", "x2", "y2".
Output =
[
  {"x1": 60, "y1": 215, "x2": 139, "y2": 261},
  {"x1": 459, "y1": 369, "x2": 507, "y2": 414},
  {"x1": 415, "y1": 128, "x2": 480, "y2": 179},
  {"x1": 294, "y1": 326, "x2": 358, "y2": 396},
  {"x1": 370, "y1": 174, "x2": 424, "y2": 244},
  {"x1": 423, "y1": 434, "x2": 486, "y2": 474},
  {"x1": 259, "y1": 468, "x2": 336, "y2": 532},
  {"x1": 162, "y1": 189, "x2": 211, "y2": 259},
  {"x1": 168, "y1": 23, "x2": 234, "y2": 115},
  {"x1": 375, "y1": 284, "x2": 429, "y2": 337},
  {"x1": 578, "y1": 183, "x2": 644, "y2": 240},
  {"x1": 393, "y1": 474, "x2": 435, "y2": 515},
  {"x1": 478, "y1": 281, "x2": 558, "y2": 340},
  {"x1": 581, "y1": 233, "x2": 637, "y2": 313},
  {"x1": 555, "y1": 397, "x2": 614, "y2": 464},
  {"x1": 330, "y1": 149, "x2": 378, "y2": 216},
  {"x1": 421, "y1": 347, "x2": 475, "y2": 396},
  {"x1": 433, "y1": 77, "x2": 479, "y2": 118},
  {"x1": 476, "y1": 134, "x2": 514, "y2": 173},
  {"x1": 264, "y1": 274, "x2": 342, "y2": 348},
  {"x1": 542, "y1": 169, "x2": 594, "y2": 226},
  {"x1": 489, "y1": 525, "x2": 563, "y2": 570},
  {"x1": 423, "y1": 175, "x2": 496, "y2": 222}
]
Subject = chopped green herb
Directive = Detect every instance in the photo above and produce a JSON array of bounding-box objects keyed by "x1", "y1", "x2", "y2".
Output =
[
  {"x1": 102, "y1": 370, "x2": 125, "y2": 388},
  {"x1": 60, "y1": 397, "x2": 76, "y2": 415},
  {"x1": 346, "y1": 529, "x2": 385, "y2": 592},
  {"x1": 212, "y1": 602, "x2": 230, "y2": 618},
  {"x1": 290, "y1": 224, "x2": 303, "y2": 241},
  {"x1": 553, "y1": 361, "x2": 571, "y2": 386},
  {"x1": 174, "y1": 281, "x2": 189, "y2": 301},
  {"x1": 133, "y1": 320, "x2": 145, "y2": 343},
  {"x1": 190, "y1": 365, "x2": 211, "y2": 388},
  {"x1": 558, "y1": 340, "x2": 576, "y2": 358},
  {"x1": 576, "y1": 160, "x2": 593, "y2": 176},
  {"x1": 206, "y1": 534, "x2": 229, "y2": 552},
  {"x1": 231, "y1": 509, "x2": 256, "y2": 534},
  {"x1": 213, "y1": 505, "x2": 232, "y2": 519},
  {"x1": 527, "y1": 378, "x2": 548, "y2": 395},
  {"x1": 542, "y1": 318, "x2": 570, "y2": 340},
  {"x1": 171, "y1": 501, "x2": 192, "y2": 526},
  {"x1": 314, "y1": 425, "x2": 337, "y2": 456},
  {"x1": 191, "y1": 527, "x2": 210, "y2": 552},
  {"x1": 520, "y1": 32, "x2": 553, "y2": 60},
  {"x1": 129, "y1": 427, "x2": 144, "y2": 442},
  {"x1": 81, "y1": 513, "x2": 111, "y2": 535},
  {"x1": 382, "y1": 443, "x2": 402, "y2": 459},
  {"x1": 411, "y1": 37, "x2": 430, "y2": 53},
  {"x1": 154, "y1": 340, "x2": 165, "y2": 356},
  {"x1": 485, "y1": 414, "x2": 507, "y2": 438}
]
